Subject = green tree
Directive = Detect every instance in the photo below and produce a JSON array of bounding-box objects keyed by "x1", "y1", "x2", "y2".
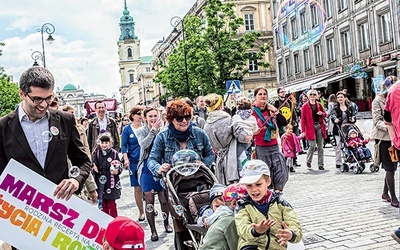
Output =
[
  {"x1": 0, "y1": 67, "x2": 20, "y2": 117},
  {"x1": 155, "y1": 0, "x2": 270, "y2": 99}
]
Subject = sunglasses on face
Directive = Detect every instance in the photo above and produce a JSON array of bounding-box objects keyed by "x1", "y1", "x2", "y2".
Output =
[
  {"x1": 309, "y1": 93, "x2": 317, "y2": 96},
  {"x1": 175, "y1": 115, "x2": 191, "y2": 122},
  {"x1": 25, "y1": 93, "x2": 54, "y2": 105}
]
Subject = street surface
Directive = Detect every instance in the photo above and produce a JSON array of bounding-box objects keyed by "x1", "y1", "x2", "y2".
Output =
[
  {"x1": 1, "y1": 119, "x2": 398, "y2": 249},
  {"x1": 114, "y1": 118, "x2": 400, "y2": 249}
]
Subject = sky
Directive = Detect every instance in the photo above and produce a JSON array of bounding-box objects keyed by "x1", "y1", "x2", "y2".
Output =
[{"x1": 0, "y1": 0, "x2": 195, "y2": 98}]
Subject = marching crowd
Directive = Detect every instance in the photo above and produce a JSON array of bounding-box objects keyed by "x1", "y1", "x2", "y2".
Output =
[{"x1": 1, "y1": 66, "x2": 400, "y2": 249}]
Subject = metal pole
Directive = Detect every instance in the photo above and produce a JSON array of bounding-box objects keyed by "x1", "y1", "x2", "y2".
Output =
[{"x1": 181, "y1": 22, "x2": 190, "y2": 97}]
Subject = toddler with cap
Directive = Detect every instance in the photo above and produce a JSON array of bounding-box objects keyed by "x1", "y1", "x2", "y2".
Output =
[
  {"x1": 103, "y1": 216, "x2": 145, "y2": 250},
  {"x1": 197, "y1": 183, "x2": 225, "y2": 228},
  {"x1": 199, "y1": 183, "x2": 246, "y2": 250},
  {"x1": 347, "y1": 129, "x2": 371, "y2": 161},
  {"x1": 235, "y1": 160, "x2": 302, "y2": 250}
]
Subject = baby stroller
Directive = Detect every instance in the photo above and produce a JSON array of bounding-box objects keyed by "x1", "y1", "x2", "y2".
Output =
[
  {"x1": 164, "y1": 150, "x2": 218, "y2": 250},
  {"x1": 337, "y1": 124, "x2": 376, "y2": 174}
]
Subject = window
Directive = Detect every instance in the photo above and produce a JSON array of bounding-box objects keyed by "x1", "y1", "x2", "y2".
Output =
[
  {"x1": 285, "y1": 56, "x2": 291, "y2": 76},
  {"x1": 244, "y1": 14, "x2": 255, "y2": 31},
  {"x1": 311, "y1": 4, "x2": 319, "y2": 27},
  {"x1": 338, "y1": 0, "x2": 348, "y2": 11},
  {"x1": 341, "y1": 30, "x2": 351, "y2": 56},
  {"x1": 358, "y1": 22, "x2": 370, "y2": 50},
  {"x1": 380, "y1": 12, "x2": 392, "y2": 43},
  {"x1": 282, "y1": 23, "x2": 288, "y2": 45},
  {"x1": 129, "y1": 73, "x2": 134, "y2": 83},
  {"x1": 146, "y1": 79, "x2": 152, "y2": 87},
  {"x1": 278, "y1": 61, "x2": 283, "y2": 79},
  {"x1": 275, "y1": 29, "x2": 281, "y2": 49},
  {"x1": 314, "y1": 44, "x2": 322, "y2": 66},
  {"x1": 273, "y1": 1, "x2": 279, "y2": 18},
  {"x1": 323, "y1": 0, "x2": 332, "y2": 18},
  {"x1": 304, "y1": 49, "x2": 310, "y2": 70},
  {"x1": 300, "y1": 11, "x2": 307, "y2": 34},
  {"x1": 248, "y1": 53, "x2": 259, "y2": 71},
  {"x1": 294, "y1": 54, "x2": 300, "y2": 73},
  {"x1": 127, "y1": 48, "x2": 132, "y2": 58},
  {"x1": 291, "y1": 16, "x2": 298, "y2": 40},
  {"x1": 146, "y1": 67, "x2": 151, "y2": 72},
  {"x1": 327, "y1": 37, "x2": 335, "y2": 61}
]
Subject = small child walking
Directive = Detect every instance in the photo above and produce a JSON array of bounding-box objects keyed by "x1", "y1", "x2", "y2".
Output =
[
  {"x1": 92, "y1": 133, "x2": 122, "y2": 218},
  {"x1": 199, "y1": 183, "x2": 247, "y2": 250},
  {"x1": 233, "y1": 97, "x2": 259, "y2": 167},
  {"x1": 236, "y1": 160, "x2": 303, "y2": 250},
  {"x1": 281, "y1": 125, "x2": 303, "y2": 173}
]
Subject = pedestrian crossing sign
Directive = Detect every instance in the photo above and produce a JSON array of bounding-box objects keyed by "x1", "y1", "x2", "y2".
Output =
[{"x1": 226, "y1": 80, "x2": 241, "y2": 94}]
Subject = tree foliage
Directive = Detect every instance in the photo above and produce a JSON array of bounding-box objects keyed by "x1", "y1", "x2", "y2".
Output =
[
  {"x1": 155, "y1": 0, "x2": 270, "y2": 99},
  {"x1": 0, "y1": 67, "x2": 20, "y2": 117}
]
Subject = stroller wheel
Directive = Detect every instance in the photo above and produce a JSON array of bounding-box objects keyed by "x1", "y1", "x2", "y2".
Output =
[
  {"x1": 353, "y1": 166, "x2": 359, "y2": 174},
  {"x1": 370, "y1": 164, "x2": 375, "y2": 173},
  {"x1": 360, "y1": 162, "x2": 365, "y2": 170},
  {"x1": 340, "y1": 164, "x2": 345, "y2": 173},
  {"x1": 359, "y1": 166, "x2": 364, "y2": 174},
  {"x1": 375, "y1": 166, "x2": 380, "y2": 172}
]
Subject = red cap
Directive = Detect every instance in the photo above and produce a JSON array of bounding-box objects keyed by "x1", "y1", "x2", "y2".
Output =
[
  {"x1": 223, "y1": 183, "x2": 246, "y2": 202},
  {"x1": 105, "y1": 216, "x2": 145, "y2": 250}
]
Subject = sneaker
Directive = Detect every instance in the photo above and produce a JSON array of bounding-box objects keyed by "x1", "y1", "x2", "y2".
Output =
[
  {"x1": 290, "y1": 167, "x2": 296, "y2": 172},
  {"x1": 336, "y1": 164, "x2": 341, "y2": 169},
  {"x1": 318, "y1": 166, "x2": 325, "y2": 170},
  {"x1": 391, "y1": 228, "x2": 400, "y2": 244},
  {"x1": 306, "y1": 162, "x2": 311, "y2": 168}
]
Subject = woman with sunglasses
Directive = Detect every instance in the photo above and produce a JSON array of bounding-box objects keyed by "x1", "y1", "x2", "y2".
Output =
[
  {"x1": 203, "y1": 93, "x2": 252, "y2": 185},
  {"x1": 121, "y1": 106, "x2": 145, "y2": 223},
  {"x1": 252, "y1": 86, "x2": 289, "y2": 191},
  {"x1": 331, "y1": 91, "x2": 356, "y2": 169},
  {"x1": 300, "y1": 89, "x2": 327, "y2": 170},
  {"x1": 136, "y1": 107, "x2": 172, "y2": 241},
  {"x1": 118, "y1": 114, "x2": 130, "y2": 135},
  {"x1": 148, "y1": 99, "x2": 214, "y2": 249}
]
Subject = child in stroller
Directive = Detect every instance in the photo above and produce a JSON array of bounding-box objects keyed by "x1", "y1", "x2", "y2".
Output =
[
  {"x1": 339, "y1": 124, "x2": 372, "y2": 174},
  {"x1": 347, "y1": 128, "x2": 371, "y2": 162}
]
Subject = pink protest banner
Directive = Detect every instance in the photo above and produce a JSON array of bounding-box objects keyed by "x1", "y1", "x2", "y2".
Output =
[{"x1": 0, "y1": 159, "x2": 113, "y2": 250}]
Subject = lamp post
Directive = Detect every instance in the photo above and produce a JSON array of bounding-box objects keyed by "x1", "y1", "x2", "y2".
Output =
[
  {"x1": 170, "y1": 16, "x2": 190, "y2": 97},
  {"x1": 38, "y1": 23, "x2": 55, "y2": 68},
  {"x1": 31, "y1": 51, "x2": 43, "y2": 66}
]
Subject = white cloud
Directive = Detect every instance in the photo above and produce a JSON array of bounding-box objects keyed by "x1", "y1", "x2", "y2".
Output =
[{"x1": 0, "y1": 0, "x2": 194, "y2": 97}]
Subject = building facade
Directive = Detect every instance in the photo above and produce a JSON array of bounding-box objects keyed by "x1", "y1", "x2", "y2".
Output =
[
  {"x1": 151, "y1": 0, "x2": 277, "y2": 101},
  {"x1": 271, "y1": 0, "x2": 400, "y2": 109}
]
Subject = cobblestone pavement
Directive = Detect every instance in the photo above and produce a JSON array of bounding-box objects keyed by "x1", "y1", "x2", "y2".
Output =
[
  {"x1": 2, "y1": 119, "x2": 397, "y2": 249},
  {"x1": 115, "y1": 119, "x2": 400, "y2": 250}
]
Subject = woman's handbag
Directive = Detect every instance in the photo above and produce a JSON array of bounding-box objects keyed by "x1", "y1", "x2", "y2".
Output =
[{"x1": 388, "y1": 146, "x2": 399, "y2": 163}]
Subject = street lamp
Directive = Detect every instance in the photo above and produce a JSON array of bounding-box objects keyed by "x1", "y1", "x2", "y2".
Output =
[
  {"x1": 170, "y1": 16, "x2": 190, "y2": 97},
  {"x1": 38, "y1": 23, "x2": 56, "y2": 68},
  {"x1": 31, "y1": 51, "x2": 43, "y2": 66}
]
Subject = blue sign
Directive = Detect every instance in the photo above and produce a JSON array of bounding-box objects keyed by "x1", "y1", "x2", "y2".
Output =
[{"x1": 226, "y1": 80, "x2": 241, "y2": 94}]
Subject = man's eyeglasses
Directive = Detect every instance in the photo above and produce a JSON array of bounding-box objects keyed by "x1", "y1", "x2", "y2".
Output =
[
  {"x1": 26, "y1": 93, "x2": 54, "y2": 105},
  {"x1": 175, "y1": 115, "x2": 191, "y2": 122}
]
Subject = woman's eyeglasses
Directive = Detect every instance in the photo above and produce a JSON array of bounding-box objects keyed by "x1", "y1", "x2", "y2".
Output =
[
  {"x1": 309, "y1": 93, "x2": 317, "y2": 96},
  {"x1": 175, "y1": 115, "x2": 191, "y2": 122},
  {"x1": 123, "y1": 119, "x2": 129, "y2": 122}
]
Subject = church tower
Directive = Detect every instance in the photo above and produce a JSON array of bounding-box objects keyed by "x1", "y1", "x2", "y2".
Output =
[{"x1": 118, "y1": 0, "x2": 141, "y2": 111}]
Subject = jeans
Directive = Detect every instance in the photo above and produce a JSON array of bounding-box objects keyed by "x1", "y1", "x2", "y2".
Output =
[{"x1": 306, "y1": 124, "x2": 324, "y2": 167}]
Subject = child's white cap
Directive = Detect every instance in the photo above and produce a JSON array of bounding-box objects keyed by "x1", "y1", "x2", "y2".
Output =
[{"x1": 239, "y1": 160, "x2": 270, "y2": 184}]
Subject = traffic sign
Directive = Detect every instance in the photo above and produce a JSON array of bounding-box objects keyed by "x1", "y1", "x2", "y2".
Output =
[{"x1": 226, "y1": 80, "x2": 241, "y2": 94}]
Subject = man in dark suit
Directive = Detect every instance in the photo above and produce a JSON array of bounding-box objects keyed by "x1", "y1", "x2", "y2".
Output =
[{"x1": 0, "y1": 66, "x2": 91, "y2": 200}]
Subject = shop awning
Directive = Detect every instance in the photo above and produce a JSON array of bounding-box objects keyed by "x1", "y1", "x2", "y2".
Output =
[
  {"x1": 311, "y1": 73, "x2": 350, "y2": 89},
  {"x1": 285, "y1": 73, "x2": 335, "y2": 93}
]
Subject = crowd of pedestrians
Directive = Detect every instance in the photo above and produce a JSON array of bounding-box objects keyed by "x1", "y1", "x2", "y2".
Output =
[{"x1": 2, "y1": 66, "x2": 400, "y2": 249}]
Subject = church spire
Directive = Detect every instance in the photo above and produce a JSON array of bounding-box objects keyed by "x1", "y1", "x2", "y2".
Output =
[{"x1": 119, "y1": 0, "x2": 137, "y2": 41}]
